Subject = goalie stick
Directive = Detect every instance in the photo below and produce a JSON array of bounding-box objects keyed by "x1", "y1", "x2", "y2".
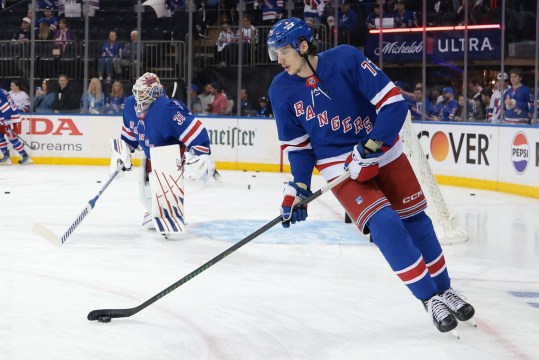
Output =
[
  {"x1": 171, "y1": 81, "x2": 178, "y2": 98},
  {"x1": 32, "y1": 166, "x2": 122, "y2": 246},
  {"x1": 87, "y1": 170, "x2": 351, "y2": 322}
]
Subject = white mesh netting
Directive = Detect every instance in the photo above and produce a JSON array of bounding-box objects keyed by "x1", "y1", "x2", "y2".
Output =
[{"x1": 400, "y1": 116, "x2": 468, "y2": 245}]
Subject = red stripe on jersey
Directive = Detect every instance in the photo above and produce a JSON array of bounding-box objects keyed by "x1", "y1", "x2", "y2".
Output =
[
  {"x1": 396, "y1": 257, "x2": 428, "y2": 283},
  {"x1": 122, "y1": 125, "x2": 134, "y2": 137},
  {"x1": 375, "y1": 87, "x2": 401, "y2": 111},
  {"x1": 316, "y1": 160, "x2": 345, "y2": 171},
  {"x1": 427, "y1": 254, "x2": 446, "y2": 275},
  {"x1": 281, "y1": 138, "x2": 310, "y2": 152},
  {"x1": 182, "y1": 120, "x2": 202, "y2": 144}
]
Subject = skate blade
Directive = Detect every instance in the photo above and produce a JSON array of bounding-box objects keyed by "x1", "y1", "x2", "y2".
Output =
[
  {"x1": 450, "y1": 329, "x2": 460, "y2": 339},
  {"x1": 465, "y1": 318, "x2": 477, "y2": 327}
]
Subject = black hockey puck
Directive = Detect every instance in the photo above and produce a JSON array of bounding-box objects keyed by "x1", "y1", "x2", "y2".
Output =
[
  {"x1": 4, "y1": 191, "x2": 10, "y2": 194},
  {"x1": 248, "y1": 184, "x2": 251, "y2": 190},
  {"x1": 97, "y1": 181, "x2": 102, "y2": 183},
  {"x1": 98, "y1": 316, "x2": 111, "y2": 323}
]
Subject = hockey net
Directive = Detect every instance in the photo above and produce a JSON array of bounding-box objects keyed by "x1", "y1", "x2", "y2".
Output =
[{"x1": 400, "y1": 116, "x2": 468, "y2": 245}]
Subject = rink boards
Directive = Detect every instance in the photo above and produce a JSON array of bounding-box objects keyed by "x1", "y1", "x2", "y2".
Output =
[{"x1": 10, "y1": 114, "x2": 539, "y2": 198}]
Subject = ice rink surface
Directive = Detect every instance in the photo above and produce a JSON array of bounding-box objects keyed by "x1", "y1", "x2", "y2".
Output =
[{"x1": 1, "y1": 165, "x2": 538, "y2": 360}]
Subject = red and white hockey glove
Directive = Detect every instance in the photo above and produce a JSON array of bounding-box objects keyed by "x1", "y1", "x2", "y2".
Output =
[
  {"x1": 345, "y1": 139, "x2": 383, "y2": 182},
  {"x1": 0, "y1": 120, "x2": 13, "y2": 135},
  {"x1": 281, "y1": 181, "x2": 313, "y2": 228}
]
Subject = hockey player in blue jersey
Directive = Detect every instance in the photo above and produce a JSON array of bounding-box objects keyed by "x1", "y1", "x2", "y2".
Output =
[
  {"x1": 0, "y1": 89, "x2": 33, "y2": 165},
  {"x1": 110, "y1": 72, "x2": 216, "y2": 236},
  {"x1": 267, "y1": 18, "x2": 475, "y2": 336}
]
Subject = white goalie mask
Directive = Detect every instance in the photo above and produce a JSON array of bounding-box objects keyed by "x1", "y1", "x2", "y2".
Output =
[{"x1": 132, "y1": 72, "x2": 163, "y2": 114}]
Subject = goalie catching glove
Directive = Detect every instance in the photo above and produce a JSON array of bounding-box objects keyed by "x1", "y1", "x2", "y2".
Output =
[
  {"x1": 281, "y1": 182, "x2": 313, "y2": 228},
  {"x1": 344, "y1": 139, "x2": 383, "y2": 182},
  {"x1": 109, "y1": 139, "x2": 133, "y2": 176},
  {"x1": 184, "y1": 153, "x2": 216, "y2": 183}
]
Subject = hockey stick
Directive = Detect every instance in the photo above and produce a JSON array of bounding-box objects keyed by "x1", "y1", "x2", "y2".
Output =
[
  {"x1": 18, "y1": 136, "x2": 39, "y2": 151},
  {"x1": 172, "y1": 81, "x2": 178, "y2": 98},
  {"x1": 32, "y1": 166, "x2": 123, "y2": 246},
  {"x1": 87, "y1": 170, "x2": 351, "y2": 322}
]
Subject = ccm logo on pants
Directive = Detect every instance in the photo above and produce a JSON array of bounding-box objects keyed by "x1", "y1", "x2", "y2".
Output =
[{"x1": 403, "y1": 190, "x2": 423, "y2": 204}]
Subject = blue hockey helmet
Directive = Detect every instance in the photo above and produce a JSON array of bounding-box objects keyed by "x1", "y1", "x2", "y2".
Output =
[{"x1": 267, "y1": 17, "x2": 313, "y2": 61}]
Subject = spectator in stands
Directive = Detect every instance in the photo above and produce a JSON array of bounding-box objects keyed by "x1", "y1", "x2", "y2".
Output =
[
  {"x1": 261, "y1": 0, "x2": 284, "y2": 25},
  {"x1": 113, "y1": 30, "x2": 142, "y2": 80},
  {"x1": 366, "y1": 4, "x2": 388, "y2": 30},
  {"x1": 52, "y1": 74, "x2": 80, "y2": 113},
  {"x1": 80, "y1": 78, "x2": 105, "y2": 114},
  {"x1": 208, "y1": 82, "x2": 227, "y2": 115},
  {"x1": 38, "y1": 0, "x2": 57, "y2": 11},
  {"x1": 480, "y1": 87, "x2": 493, "y2": 122},
  {"x1": 98, "y1": 30, "x2": 122, "y2": 82},
  {"x1": 394, "y1": 0, "x2": 417, "y2": 28},
  {"x1": 488, "y1": 72, "x2": 509, "y2": 124},
  {"x1": 105, "y1": 81, "x2": 126, "y2": 114},
  {"x1": 38, "y1": 22, "x2": 54, "y2": 40},
  {"x1": 53, "y1": 18, "x2": 75, "y2": 55},
  {"x1": 193, "y1": 1, "x2": 209, "y2": 39},
  {"x1": 468, "y1": 78, "x2": 484, "y2": 119},
  {"x1": 468, "y1": 78, "x2": 483, "y2": 101},
  {"x1": 37, "y1": 6, "x2": 58, "y2": 34},
  {"x1": 215, "y1": 22, "x2": 235, "y2": 67},
  {"x1": 303, "y1": 0, "x2": 325, "y2": 25},
  {"x1": 198, "y1": 83, "x2": 214, "y2": 114},
  {"x1": 239, "y1": 88, "x2": 255, "y2": 116},
  {"x1": 12, "y1": 17, "x2": 33, "y2": 42},
  {"x1": 33, "y1": 79, "x2": 56, "y2": 113},
  {"x1": 188, "y1": 84, "x2": 203, "y2": 114},
  {"x1": 234, "y1": 14, "x2": 258, "y2": 65},
  {"x1": 433, "y1": 87, "x2": 458, "y2": 121},
  {"x1": 503, "y1": 68, "x2": 532, "y2": 124},
  {"x1": 338, "y1": 0, "x2": 359, "y2": 44},
  {"x1": 9, "y1": 80, "x2": 30, "y2": 113},
  {"x1": 454, "y1": 94, "x2": 476, "y2": 122},
  {"x1": 401, "y1": 84, "x2": 424, "y2": 120},
  {"x1": 256, "y1": 96, "x2": 272, "y2": 117}
]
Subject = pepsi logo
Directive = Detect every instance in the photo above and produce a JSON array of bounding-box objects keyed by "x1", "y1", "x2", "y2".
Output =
[{"x1": 511, "y1": 131, "x2": 529, "y2": 175}]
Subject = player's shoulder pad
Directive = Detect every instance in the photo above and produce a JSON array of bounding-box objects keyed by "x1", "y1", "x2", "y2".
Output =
[{"x1": 123, "y1": 95, "x2": 136, "y2": 115}]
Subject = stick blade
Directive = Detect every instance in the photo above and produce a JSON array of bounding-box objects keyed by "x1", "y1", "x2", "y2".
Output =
[
  {"x1": 88, "y1": 308, "x2": 133, "y2": 321},
  {"x1": 32, "y1": 223, "x2": 61, "y2": 246}
]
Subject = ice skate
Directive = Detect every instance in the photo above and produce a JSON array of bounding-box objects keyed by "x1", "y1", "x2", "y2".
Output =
[
  {"x1": 441, "y1": 288, "x2": 476, "y2": 327},
  {"x1": 18, "y1": 155, "x2": 33, "y2": 165},
  {"x1": 423, "y1": 295, "x2": 459, "y2": 338},
  {"x1": 0, "y1": 153, "x2": 11, "y2": 165}
]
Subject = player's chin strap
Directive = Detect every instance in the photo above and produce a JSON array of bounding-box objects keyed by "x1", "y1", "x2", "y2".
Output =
[{"x1": 301, "y1": 49, "x2": 329, "y2": 95}]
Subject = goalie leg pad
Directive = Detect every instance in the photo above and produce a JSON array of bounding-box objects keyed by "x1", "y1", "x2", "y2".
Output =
[
  {"x1": 149, "y1": 145, "x2": 186, "y2": 235},
  {"x1": 139, "y1": 157, "x2": 158, "y2": 231}
]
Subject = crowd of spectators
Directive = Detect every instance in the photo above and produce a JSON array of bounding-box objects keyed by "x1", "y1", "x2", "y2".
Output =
[
  {"x1": 397, "y1": 68, "x2": 538, "y2": 125},
  {"x1": 1, "y1": 0, "x2": 537, "y2": 121}
]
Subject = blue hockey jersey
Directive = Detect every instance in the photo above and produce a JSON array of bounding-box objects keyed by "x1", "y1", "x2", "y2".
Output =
[
  {"x1": 269, "y1": 45, "x2": 408, "y2": 186},
  {"x1": 121, "y1": 95, "x2": 211, "y2": 159},
  {"x1": 0, "y1": 89, "x2": 21, "y2": 123}
]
